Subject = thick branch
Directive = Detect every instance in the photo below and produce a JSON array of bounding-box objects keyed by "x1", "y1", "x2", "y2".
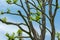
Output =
[
  {"x1": 48, "y1": 0, "x2": 52, "y2": 18},
  {"x1": 53, "y1": 0, "x2": 58, "y2": 18}
]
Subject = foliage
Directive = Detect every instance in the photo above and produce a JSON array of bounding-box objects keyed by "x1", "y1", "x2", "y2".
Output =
[
  {"x1": 30, "y1": 11, "x2": 41, "y2": 22},
  {"x1": 56, "y1": 32, "x2": 60, "y2": 40},
  {"x1": 6, "y1": 0, "x2": 11, "y2": 4},
  {"x1": 7, "y1": 9, "x2": 10, "y2": 13},
  {"x1": 5, "y1": 33, "x2": 10, "y2": 37},
  {"x1": 5, "y1": 29, "x2": 22, "y2": 40},
  {"x1": 13, "y1": 0, "x2": 18, "y2": 4},
  {"x1": 17, "y1": 29, "x2": 22, "y2": 34},
  {"x1": 38, "y1": 3, "x2": 42, "y2": 8},
  {"x1": 1, "y1": 17, "x2": 7, "y2": 22},
  {"x1": 5, "y1": 32, "x2": 15, "y2": 40},
  {"x1": 6, "y1": 0, "x2": 18, "y2": 4},
  {"x1": 0, "y1": 11, "x2": 4, "y2": 15},
  {"x1": 0, "y1": 0, "x2": 59, "y2": 40}
]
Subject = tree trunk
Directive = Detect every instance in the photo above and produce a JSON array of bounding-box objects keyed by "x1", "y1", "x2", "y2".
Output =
[
  {"x1": 40, "y1": 0, "x2": 46, "y2": 40},
  {"x1": 51, "y1": 18, "x2": 55, "y2": 40}
]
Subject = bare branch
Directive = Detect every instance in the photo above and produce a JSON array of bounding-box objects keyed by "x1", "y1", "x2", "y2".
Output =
[
  {"x1": 8, "y1": 1, "x2": 28, "y2": 15},
  {"x1": 15, "y1": 36, "x2": 30, "y2": 38},
  {"x1": 2, "y1": 12, "x2": 27, "y2": 18},
  {"x1": 53, "y1": 0, "x2": 58, "y2": 18},
  {"x1": 48, "y1": 0, "x2": 52, "y2": 18},
  {"x1": 0, "y1": 19, "x2": 29, "y2": 34},
  {"x1": 17, "y1": 25, "x2": 29, "y2": 34},
  {"x1": 37, "y1": 22, "x2": 51, "y2": 34},
  {"x1": 20, "y1": 0, "x2": 28, "y2": 15},
  {"x1": 17, "y1": 10, "x2": 32, "y2": 33},
  {"x1": 46, "y1": 4, "x2": 56, "y2": 6},
  {"x1": 0, "y1": 19, "x2": 26, "y2": 26}
]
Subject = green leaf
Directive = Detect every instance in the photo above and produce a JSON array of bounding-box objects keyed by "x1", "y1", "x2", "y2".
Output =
[
  {"x1": 38, "y1": 3, "x2": 42, "y2": 8},
  {"x1": 0, "y1": 11, "x2": 2, "y2": 15},
  {"x1": 30, "y1": 11, "x2": 41, "y2": 22},
  {"x1": 17, "y1": 29, "x2": 22, "y2": 34},
  {"x1": 0, "y1": 11, "x2": 4, "y2": 15},
  {"x1": 6, "y1": 0, "x2": 11, "y2": 4},
  {"x1": 58, "y1": 6, "x2": 60, "y2": 8},
  {"x1": 5, "y1": 33, "x2": 9, "y2": 37},
  {"x1": 13, "y1": 0, "x2": 18, "y2": 4},
  {"x1": 2, "y1": 17, "x2": 7, "y2": 22},
  {"x1": 36, "y1": 11, "x2": 42, "y2": 16},
  {"x1": 36, "y1": 16, "x2": 40, "y2": 22},
  {"x1": 7, "y1": 9, "x2": 10, "y2": 13},
  {"x1": 30, "y1": 16, "x2": 36, "y2": 21},
  {"x1": 30, "y1": 12, "x2": 33, "y2": 14},
  {"x1": 5, "y1": 32, "x2": 15, "y2": 40},
  {"x1": 55, "y1": 32, "x2": 60, "y2": 39},
  {"x1": 10, "y1": 32, "x2": 15, "y2": 39}
]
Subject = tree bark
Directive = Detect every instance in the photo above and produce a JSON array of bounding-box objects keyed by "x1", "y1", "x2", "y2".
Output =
[
  {"x1": 50, "y1": 18, "x2": 55, "y2": 40},
  {"x1": 40, "y1": 0, "x2": 46, "y2": 40}
]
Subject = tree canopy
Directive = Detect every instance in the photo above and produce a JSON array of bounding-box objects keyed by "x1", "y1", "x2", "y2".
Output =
[{"x1": 0, "y1": 0, "x2": 60, "y2": 40}]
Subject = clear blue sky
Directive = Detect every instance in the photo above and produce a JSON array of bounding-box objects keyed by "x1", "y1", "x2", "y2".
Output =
[{"x1": 0, "y1": 0, "x2": 60, "y2": 40}]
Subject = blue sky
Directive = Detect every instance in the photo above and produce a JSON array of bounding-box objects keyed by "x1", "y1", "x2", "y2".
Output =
[{"x1": 0, "y1": 0, "x2": 60, "y2": 40}]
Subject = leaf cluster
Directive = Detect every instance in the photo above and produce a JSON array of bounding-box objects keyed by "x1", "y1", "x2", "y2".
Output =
[
  {"x1": 6, "y1": 0, "x2": 18, "y2": 4},
  {"x1": 30, "y1": 11, "x2": 42, "y2": 22}
]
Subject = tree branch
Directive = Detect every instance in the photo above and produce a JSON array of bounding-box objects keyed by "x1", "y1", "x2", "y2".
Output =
[
  {"x1": 2, "y1": 12, "x2": 27, "y2": 18},
  {"x1": 37, "y1": 22, "x2": 51, "y2": 34},
  {"x1": 28, "y1": 1, "x2": 51, "y2": 21},
  {"x1": 15, "y1": 36, "x2": 30, "y2": 38},
  {"x1": 53, "y1": 0, "x2": 58, "y2": 18},
  {"x1": 0, "y1": 19, "x2": 27, "y2": 26},
  {"x1": 0, "y1": 19, "x2": 29, "y2": 34}
]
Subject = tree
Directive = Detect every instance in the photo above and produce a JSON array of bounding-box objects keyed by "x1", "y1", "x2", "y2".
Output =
[{"x1": 0, "y1": 0, "x2": 59, "y2": 40}]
